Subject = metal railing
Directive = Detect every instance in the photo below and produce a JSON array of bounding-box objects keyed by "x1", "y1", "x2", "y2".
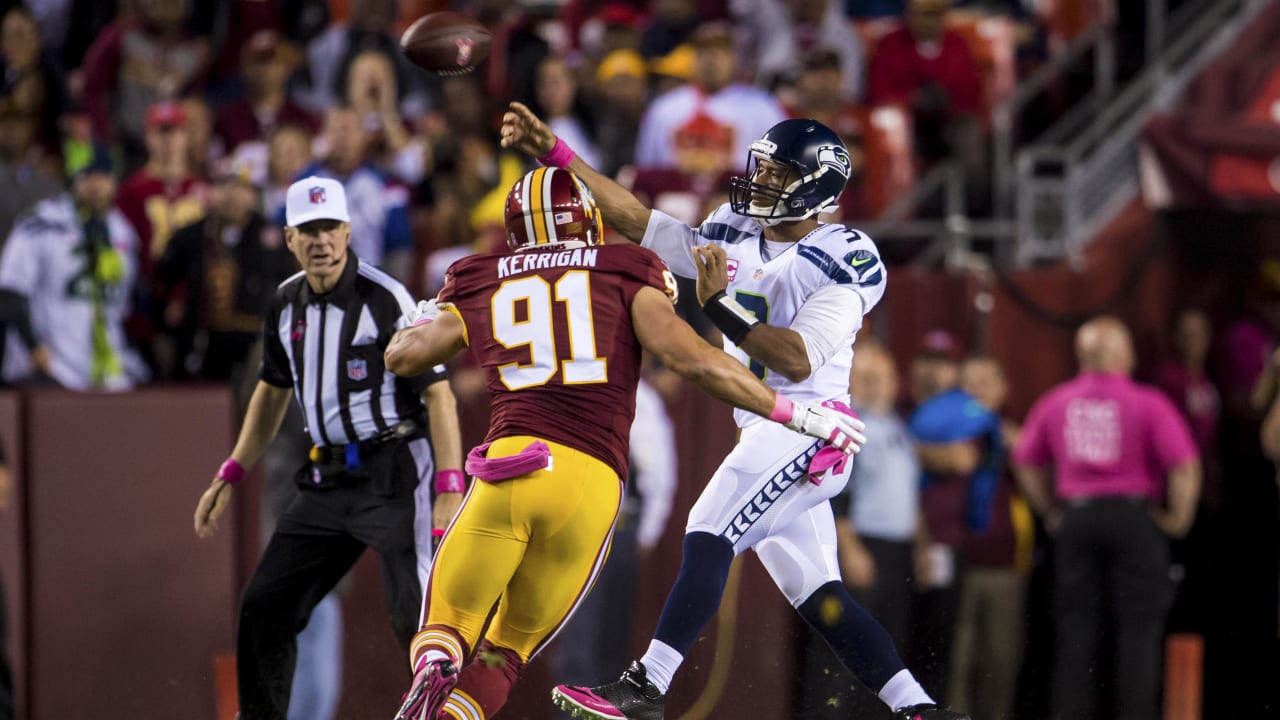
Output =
[
  {"x1": 864, "y1": 0, "x2": 1265, "y2": 268},
  {"x1": 1015, "y1": 0, "x2": 1266, "y2": 266}
]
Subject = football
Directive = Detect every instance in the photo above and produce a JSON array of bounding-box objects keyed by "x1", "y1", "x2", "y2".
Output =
[{"x1": 399, "y1": 12, "x2": 492, "y2": 76}]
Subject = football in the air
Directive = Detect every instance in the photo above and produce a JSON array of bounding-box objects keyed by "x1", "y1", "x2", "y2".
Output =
[{"x1": 399, "y1": 12, "x2": 491, "y2": 76}]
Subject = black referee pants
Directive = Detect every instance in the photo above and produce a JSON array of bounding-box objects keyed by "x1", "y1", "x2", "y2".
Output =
[
  {"x1": 236, "y1": 441, "x2": 429, "y2": 720},
  {"x1": 1052, "y1": 497, "x2": 1173, "y2": 720}
]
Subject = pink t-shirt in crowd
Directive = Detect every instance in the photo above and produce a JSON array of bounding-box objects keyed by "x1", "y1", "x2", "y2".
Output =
[{"x1": 1013, "y1": 372, "x2": 1199, "y2": 500}]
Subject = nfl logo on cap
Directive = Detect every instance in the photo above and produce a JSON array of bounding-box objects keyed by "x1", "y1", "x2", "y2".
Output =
[{"x1": 286, "y1": 176, "x2": 351, "y2": 227}]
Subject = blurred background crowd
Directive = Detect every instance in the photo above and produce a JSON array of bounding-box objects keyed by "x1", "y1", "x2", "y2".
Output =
[
  {"x1": 0, "y1": 0, "x2": 1148, "y2": 391},
  {"x1": 0, "y1": 0, "x2": 1278, "y2": 719}
]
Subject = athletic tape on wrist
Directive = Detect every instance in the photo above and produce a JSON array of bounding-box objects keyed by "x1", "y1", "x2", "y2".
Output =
[
  {"x1": 217, "y1": 458, "x2": 245, "y2": 485},
  {"x1": 769, "y1": 395, "x2": 795, "y2": 424},
  {"x1": 434, "y1": 469, "x2": 466, "y2": 494},
  {"x1": 702, "y1": 290, "x2": 761, "y2": 345},
  {"x1": 537, "y1": 137, "x2": 576, "y2": 169}
]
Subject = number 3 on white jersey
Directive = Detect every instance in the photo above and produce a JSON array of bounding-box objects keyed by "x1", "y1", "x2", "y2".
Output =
[{"x1": 491, "y1": 271, "x2": 607, "y2": 390}]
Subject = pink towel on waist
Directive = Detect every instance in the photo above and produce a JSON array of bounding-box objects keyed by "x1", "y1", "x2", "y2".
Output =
[
  {"x1": 807, "y1": 400, "x2": 857, "y2": 486},
  {"x1": 465, "y1": 440, "x2": 552, "y2": 482}
]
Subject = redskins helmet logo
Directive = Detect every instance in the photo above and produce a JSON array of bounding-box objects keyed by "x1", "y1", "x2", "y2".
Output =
[{"x1": 455, "y1": 37, "x2": 475, "y2": 66}]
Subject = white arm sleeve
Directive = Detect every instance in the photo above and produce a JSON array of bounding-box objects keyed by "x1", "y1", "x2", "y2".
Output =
[
  {"x1": 630, "y1": 380, "x2": 677, "y2": 549},
  {"x1": 640, "y1": 209, "x2": 701, "y2": 278},
  {"x1": 790, "y1": 284, "x2": 865, "y2": 371}
]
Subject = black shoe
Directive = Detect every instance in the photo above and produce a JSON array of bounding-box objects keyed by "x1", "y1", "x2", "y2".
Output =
[
  {"x1": 893, "y1": 704, "x2": 971, "y2": 720},
  {"x1": 551, "y1": 660, "x2": 666, "y2": 720}
]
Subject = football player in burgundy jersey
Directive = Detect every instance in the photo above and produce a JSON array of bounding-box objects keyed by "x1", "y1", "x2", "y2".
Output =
[{"x1": 384, "y1": 167, "x2": 866, "y2": 720}]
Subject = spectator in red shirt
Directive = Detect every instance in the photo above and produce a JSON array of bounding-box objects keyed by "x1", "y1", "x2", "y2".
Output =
[
  {"x1": 214, "y1": 30, "x2": 317, "y2": 160},
  {"x1": 868, "y1": 0, "x2": 982, "y2": 119},
  {"x1": 867, "y1": 0, "x2": 985, "y2": 202},
  {"x1": 81, "y1": 0, "x2": 210, "y2": 172},
  {"x1": 116, "y1": 101, "x2": 210, "y2": 274}
]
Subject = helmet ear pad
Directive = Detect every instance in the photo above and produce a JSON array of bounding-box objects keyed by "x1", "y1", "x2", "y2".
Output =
[
  {"x1": 728, "y1": 119, "x2": 852, "y2": 223},
  {"x1": 503, "y1": 167, "x2": 604, "y2": 252}
]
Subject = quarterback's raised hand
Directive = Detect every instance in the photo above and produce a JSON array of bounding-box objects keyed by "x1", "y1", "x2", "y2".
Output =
[
  {"x1": 771, "y1": 396, "x2": 867, "y2": 454},
  {"x1": 500, "y1": 102, "x2": 556, "y2": 158}
]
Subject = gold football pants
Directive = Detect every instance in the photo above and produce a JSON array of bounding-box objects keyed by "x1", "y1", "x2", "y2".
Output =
[{"x1": 421, "y1": 435, "x2": 622, "y2": 662}]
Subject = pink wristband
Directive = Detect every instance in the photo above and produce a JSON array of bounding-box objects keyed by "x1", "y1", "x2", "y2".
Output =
[
  {"x1": 537, "y1": 137, "x2": 576, "y2": 169},
  {"x1": 216, "y1": 458, "x2": 245, "y2": 485},
  {"x1": 769, "y1": 395, "x2": 795, "y2": 424},
  {"x1": 434, "y1": 469, "x2": 466, "y2": 494},
  {"x1": 432, "y1": 528, "x2": 446, "y2": 538}
]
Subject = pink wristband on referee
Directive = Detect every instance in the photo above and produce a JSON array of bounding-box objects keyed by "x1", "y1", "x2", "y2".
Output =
[
  {"x1": 769, "y1": 395, "x2": 795, "y2": 424},
  {"x1": 216, "y1": 458, "x2": 245, "y2": 485},
  {"x1": 434, "y1": 469, "x2": 466, "y2": 494},
  {"x1": 537, "y1": 137, "x2": 576, "y2": 169}
]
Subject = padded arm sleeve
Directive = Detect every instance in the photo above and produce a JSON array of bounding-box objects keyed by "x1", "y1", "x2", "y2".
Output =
[{"x1": 790, "y1": 284, "x2": 865, "y2": 371}]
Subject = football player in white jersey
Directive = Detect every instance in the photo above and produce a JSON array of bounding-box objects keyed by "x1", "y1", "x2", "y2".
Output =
[{"x1": 501, "y1": 103, "x2": 969, "y2": 720}]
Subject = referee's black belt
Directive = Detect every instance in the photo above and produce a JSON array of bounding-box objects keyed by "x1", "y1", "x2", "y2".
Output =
[{"x1": 310, "y1": 420, "x2": 422, "y2": 468}]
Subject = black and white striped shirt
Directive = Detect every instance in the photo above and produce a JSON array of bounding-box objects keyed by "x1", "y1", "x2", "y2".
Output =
[{"x1": 261, "y1": 254, "x2": 443, "y2": 447}]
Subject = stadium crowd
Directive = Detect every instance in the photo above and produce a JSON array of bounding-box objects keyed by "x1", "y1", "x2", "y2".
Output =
[{"x1": 0, "y1": 1, "x2": 1276, "y2": 719}]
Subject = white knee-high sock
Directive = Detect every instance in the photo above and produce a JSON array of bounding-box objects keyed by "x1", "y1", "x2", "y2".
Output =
[
  {"x1": 638, "y1": 639, "x2": 684, "y2": 694},
  {"x1": 878, "y1": 668, "x2": 934, "y2": 710}
]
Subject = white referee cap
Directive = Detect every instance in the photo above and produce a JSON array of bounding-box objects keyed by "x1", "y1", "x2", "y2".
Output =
[{"x1": 285, "y1": 176, "x2": 351, "y2": 227}]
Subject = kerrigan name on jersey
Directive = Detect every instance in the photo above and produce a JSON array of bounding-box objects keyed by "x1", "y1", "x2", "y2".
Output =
[{"x1": 497, "y1": 248, "x2": 600, "y2": 278}]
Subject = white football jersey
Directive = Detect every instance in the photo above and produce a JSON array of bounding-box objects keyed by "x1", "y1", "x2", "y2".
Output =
[
  {"x1": 0, "y1": 194, "x2": 143, "y2": 390},
  {"x1": 642, "y1": 204, "x2": 886, "y2": 427}
]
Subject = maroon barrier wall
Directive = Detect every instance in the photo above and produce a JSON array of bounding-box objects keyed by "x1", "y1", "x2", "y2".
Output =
[
  {"x1": 22, "y1": 388, "x2": 236, "y2": 720},
  {"x1": 0, "y1": 392, "x2": 26, "y2": 717}
]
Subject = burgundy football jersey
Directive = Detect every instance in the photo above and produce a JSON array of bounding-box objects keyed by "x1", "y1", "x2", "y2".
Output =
[{"x1": 439, "y1": 243, "x2": 677, "y2": 478}]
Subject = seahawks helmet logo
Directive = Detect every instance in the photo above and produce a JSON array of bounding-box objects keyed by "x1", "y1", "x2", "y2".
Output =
[{"x1": 816, "y1": 145, "x2": 852, "y2": 179}]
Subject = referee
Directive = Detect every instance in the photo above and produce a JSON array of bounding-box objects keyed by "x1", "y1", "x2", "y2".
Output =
[{"x1": 193, "y1": 176, "x2": 464, "y2": 720}]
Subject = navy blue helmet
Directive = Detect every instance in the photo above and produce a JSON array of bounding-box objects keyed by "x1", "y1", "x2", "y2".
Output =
[{"x1": 728, "y1": 119, "x2": 852, "y2": 226}]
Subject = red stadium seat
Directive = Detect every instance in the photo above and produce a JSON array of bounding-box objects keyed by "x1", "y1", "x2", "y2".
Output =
[
  {"x1": 1239, "y1": 65, "x2": 1280, "y2": 124},
  {"x1": 860, "y1": 105, "x2": 916, "y2": 218},
  {"x1": 946, "y1": 12, "x2": 1017, "y2": 123},
  {"x1": 1038, "y1": 0, "x2": 1115, "y2": 53}
]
